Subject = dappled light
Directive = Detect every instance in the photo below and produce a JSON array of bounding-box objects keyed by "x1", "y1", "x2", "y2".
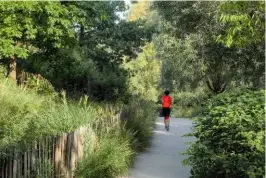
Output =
[{"x1": 0, "y1": 1, "x2": 264, "y2": 178}]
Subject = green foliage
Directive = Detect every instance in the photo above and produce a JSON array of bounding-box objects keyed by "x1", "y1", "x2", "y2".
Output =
[
  {"x1": 0, "y1": 79, "x2": 99, "y2": 151},
  {"x1": 127, "y1": 1, "x2": 151, "y2": 21},
  {"x1": 170, "y1": 106, "x2": 200, "y2": 119},
  {"x1": 21, "y1": 72, "x2": 56, "y2": 96},
  {"x1": 75, "y1": 133, "x2": 133, "y2": 178},
  {"x1": 75, "y1": 98, "x2": 157, "y2": 178},
  {"x1": 154, "y1": 33, "x2": 204, "y2": 91},
  {"x1": 0, "y1": 1, "x2": 154, "y2": 101},
  {"x1": 183, "y1": 89, "x2": 265, "y2": 178},
  {"x1": 0, "y1": 1, "x2": 76, "y2": 58},
  {"x1": 152, "y1": 1, "x2": 203, "y2": 38},
  {"x1": 0, "y1": 78, "x2": 157, "y2": 177},
  {"x1": 26, "y1": 158, "x2": 54, "y2": 178},
  {"x1": 122, "y1": 99, "x2": 157, "y2": 151},
  {"x1": 153, "y1": 1, "x2": 265, "y2": 93},
  {"x1": 217, "y1": 1, "x2": 265, "y2": 47},
  {"x1": 172, "y1": 90, "x2": 208, "y2": 107},
  {"x1": 0, "y1": 65, "x2": 6, "y2": 80},
  {"x1": 124, "y1": 43, "x2": 161, "y2": 102}
]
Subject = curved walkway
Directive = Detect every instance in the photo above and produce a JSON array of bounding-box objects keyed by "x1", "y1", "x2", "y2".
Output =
[{"x1": 127, "y1": 117, "x2": 193, "y2": 178}]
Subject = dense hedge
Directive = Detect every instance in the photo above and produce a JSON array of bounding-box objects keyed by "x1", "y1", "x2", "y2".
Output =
[{"x1": 183, "y1": 89, "x2": 265, "y2": 178}]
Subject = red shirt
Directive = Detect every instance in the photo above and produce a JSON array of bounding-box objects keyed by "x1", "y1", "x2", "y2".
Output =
[{"x1": 162, "y1": 95, "x2": 172, "y2": 108}]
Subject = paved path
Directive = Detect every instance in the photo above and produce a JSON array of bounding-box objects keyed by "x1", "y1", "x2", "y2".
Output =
[{"x1": 127, "y1": 117, "x2": 193, "y2": 178}]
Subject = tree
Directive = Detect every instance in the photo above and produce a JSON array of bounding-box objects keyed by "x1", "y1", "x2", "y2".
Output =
[
  {"x1": 124, "y1": 43, "x2": 161, "y2": 102},
  {"x1": 0, "y1": 1, "x2": 77, "y2": 80},
  {"x1": 154, "y1": 33, "x2": 204, "y2": 92},
  {"x1": 127, "y1": 1, "x2": 151, "y2": 21},
  {"x1": 23, "y1": 1, "x2": 154, "y2": 101},
  {"x1": 153, "y1": 1, "x2": 265, "y2": 93},
  {"x1": 217, "y1": 1, "x2": 265, "y2": 47}
]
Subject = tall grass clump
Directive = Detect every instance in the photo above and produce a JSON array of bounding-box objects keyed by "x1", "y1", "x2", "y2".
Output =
[
  {"x1": 1, "y1": 78, "x2": 158, "y2": 177},
  {"x1": 0, "y1": 79, "x2": 97, "y2": 153},
  {"x1": 75, "y1": 99, "x2": 157, "y2": 177},
  {"x1": 183, "y1": 89, "x2": 265, "y2": 178},
  {"x1": 75, "y1": 117, "x2": 133, "y2": 178},
  {"x1": 121, "y1": 99, "x2": 157, "y2": 151}
]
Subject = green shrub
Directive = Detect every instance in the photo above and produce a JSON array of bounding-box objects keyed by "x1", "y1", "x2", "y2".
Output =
[
  {"x1": 183, "y1": 89, "x2": 265, "y2": 178},
  {"x1": 170, "y1": 106, "x2": 201, "y2": 118},
  {"x1": 121, "y1": 99, "x2": 157, "y2": 151},
  {"x1": 172, "y1": 90, "x2": 208, "y2": 107},
  {"x1": 21, "y1": 72, "x2": 56, "y2": 97}
]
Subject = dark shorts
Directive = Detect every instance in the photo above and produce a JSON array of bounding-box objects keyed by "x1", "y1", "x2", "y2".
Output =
[{"x1": 162, "y1": 107, "x2": 171, "y2": 117}]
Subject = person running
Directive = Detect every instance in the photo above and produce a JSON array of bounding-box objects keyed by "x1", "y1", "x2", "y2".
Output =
[{"x1": 162, "y1": 90, "x2": 172, "y2": 131}]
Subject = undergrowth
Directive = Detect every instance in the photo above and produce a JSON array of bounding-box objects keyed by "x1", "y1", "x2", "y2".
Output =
[
  {"x1": 183, "y1": 89, "x2": 265, "y2": 178},
  {"x1": 0, "y1": 78, "x2": 157, "y2": 178}
]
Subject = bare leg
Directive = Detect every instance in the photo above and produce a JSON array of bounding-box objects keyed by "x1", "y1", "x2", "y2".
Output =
[
  {"x1": 165, "y1": 116, "x2": 169, "y2": 131},
  {"x1": 166, "y1": 118, "x2": 170, "y2": 126}
]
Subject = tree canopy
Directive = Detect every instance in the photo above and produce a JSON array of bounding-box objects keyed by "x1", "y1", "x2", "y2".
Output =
[{"x1": 153, "y1": 1, "x2": 265, "y2": 93}]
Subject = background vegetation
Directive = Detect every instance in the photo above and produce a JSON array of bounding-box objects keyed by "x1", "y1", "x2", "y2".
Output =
[
  {"x1": 0, "y1": 0, "x2": 264, "y2": 177},
  {"x1": 152, "y1": 1, "x2": 265, "y2": 177},
  {"x1": 0, "y1": 1, "x2": 157, "y2": 177}
]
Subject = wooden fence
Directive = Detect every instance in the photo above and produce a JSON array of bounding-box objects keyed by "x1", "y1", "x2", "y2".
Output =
[{"x1": 0, "y1": 126, "x2": 90, "y2": 178}]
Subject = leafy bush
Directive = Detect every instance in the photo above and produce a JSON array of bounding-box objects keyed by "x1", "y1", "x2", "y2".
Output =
[
  {"x1": 172, "y1": 91, "x2": 208, "y2": 107},
  {"x1": 170, "y1": 106, "x2": 201, "y2": 118},
  {"x1": 20, "y1": 72, "x2": 56, "y2": 96},
  {"x1": 183, "y1": 89, "x2": 265, "y2": 178}
]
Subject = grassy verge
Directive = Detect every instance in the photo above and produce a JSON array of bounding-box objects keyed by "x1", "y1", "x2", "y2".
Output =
[
  {"x1": 0, "y1": 79, "x2": 98, "y2": 151},
  {"x1": 122, "y1": 99, "x2": 157, "y2": 151},
  {"x1": 75, "y1": 99, "x2": 157, "y2": 177},
  {"x1": 0, "y1": 78, "x2": 157, "y2": 177}
]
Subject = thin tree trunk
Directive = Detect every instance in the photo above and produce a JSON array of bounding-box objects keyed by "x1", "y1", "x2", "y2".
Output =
[
  {"x1": 206, "y1": 75, "x2": 227, "y2": 94},
  {"x1": 79, "y1": 25, "x2": 85, "y2": 46},
  {"x1": 9, "y1": 56, "x2": 17, "y2": 81}
]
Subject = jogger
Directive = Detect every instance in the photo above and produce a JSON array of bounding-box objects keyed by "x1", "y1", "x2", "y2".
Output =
[{"x1": 162, "y1": 90, "x2": 172, "y2": 131}]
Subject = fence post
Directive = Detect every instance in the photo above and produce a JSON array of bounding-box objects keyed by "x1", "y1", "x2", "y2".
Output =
[{"x1": 1, "y1": 126, "x2": 90, "y2": 178}]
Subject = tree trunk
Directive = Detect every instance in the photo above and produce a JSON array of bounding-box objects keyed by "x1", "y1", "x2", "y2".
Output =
[
  {"x1": 7, "y1": 56, "x2": 22, "y2": 85},
  {"x1": 206, "y1": 75, "x2": 227, "y2": 94},
  {"x1": 8, "y1": 56, "x2": 17, "y2": 81},
  {"x1": 79, "y1": 25, "x2": 85, "y2": 46}
]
